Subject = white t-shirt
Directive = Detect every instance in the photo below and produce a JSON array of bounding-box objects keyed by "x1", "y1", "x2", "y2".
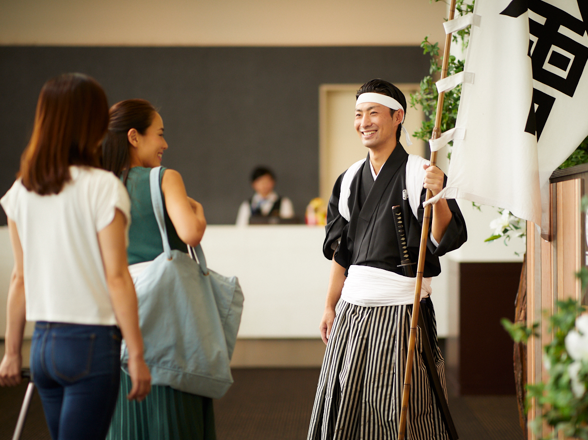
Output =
[{"x1": 0, "y1": 166, "x2": 130, "y2": 325}]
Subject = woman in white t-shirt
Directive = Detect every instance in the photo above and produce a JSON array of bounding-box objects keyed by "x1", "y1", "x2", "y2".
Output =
[{"x1": 0, "y1": 73, "x2": 151, "y2": 440}]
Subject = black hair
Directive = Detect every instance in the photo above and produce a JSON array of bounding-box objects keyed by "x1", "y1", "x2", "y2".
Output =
[
  {"x1": 102, "y1": 99, "x2": 157, "y2": 183},
  {"x1": 250, "y1": 166, "x2": 275, "y2": 183},
  {"x1": 356, "y1": 79, "x2": 406, "y2": 143}
]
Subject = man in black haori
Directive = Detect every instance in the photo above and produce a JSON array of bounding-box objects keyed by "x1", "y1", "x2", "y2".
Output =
[{"x1": 307, "y1": 79, "x2": 467, "y2": 440}]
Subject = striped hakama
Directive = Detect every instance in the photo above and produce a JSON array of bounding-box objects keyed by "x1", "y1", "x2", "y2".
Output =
[
  {"x1": 106, "y1": 372, "x2": 216, "y2": 440},
  {"x1": 307, "y1": 299, "x2": 450, "y2": 440}
]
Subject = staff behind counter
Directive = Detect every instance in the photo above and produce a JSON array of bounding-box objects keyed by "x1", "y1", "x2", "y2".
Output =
[{"x1": 236, "y1": 166, "x2": 296, "y2": 226}]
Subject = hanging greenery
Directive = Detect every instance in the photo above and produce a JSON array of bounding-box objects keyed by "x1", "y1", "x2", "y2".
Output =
[
  {"x1": 503, "y1": 297, "x2": 588, "y2": 440},
  {"x1": 409, "y1": 0, "x2": 473, "y2": 154},
  {"x1": 421, "y1": 4, "x2": 588, "y2": 437},
  {"x1": 410, "y1": 0, "x2": 588, "y2": 166},
  {"x1": 560, "y1": 137, "x2": 588, "y2": 169},
  {"x1": 411, "y1": 0, "x2": 588, "y2": 247}
]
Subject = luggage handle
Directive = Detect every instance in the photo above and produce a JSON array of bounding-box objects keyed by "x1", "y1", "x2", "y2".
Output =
[
  {"x1": 21, "y1": 368, "x2": 31, "y2": 379},
  {"x1": 12, "y1": 368, "x2": 35, "y2": 440}
]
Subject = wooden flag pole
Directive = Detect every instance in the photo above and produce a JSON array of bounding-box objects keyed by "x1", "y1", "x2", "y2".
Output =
[{"x1": 397, "y1": 0, "x2": 457, "y2": 439}]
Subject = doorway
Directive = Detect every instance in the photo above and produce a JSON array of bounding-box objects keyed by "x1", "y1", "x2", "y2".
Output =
[{"x1": 319, "y1": 83, "x2": 426, "y2": 201}]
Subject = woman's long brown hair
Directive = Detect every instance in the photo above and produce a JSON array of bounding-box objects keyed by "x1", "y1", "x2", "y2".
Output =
[{"x1": 19, "y1": 73, "x2": 109, "y2": 195}]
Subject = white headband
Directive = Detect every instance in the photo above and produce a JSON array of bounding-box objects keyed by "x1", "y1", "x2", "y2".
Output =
[
  {"x1": 356, "y1": 92, "x2": 412, "y2": 146},
  {"x1": 356, "y1": 92, "x2": 404, "y2": 113}
]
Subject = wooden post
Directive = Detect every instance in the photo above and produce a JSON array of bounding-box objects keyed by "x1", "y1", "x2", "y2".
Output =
[{"x1": 397, "y1": 0, "x2": 457, "y2": 438}]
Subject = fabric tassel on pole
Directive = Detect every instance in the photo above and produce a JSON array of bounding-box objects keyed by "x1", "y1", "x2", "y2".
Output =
[{"x1": 397, "y1": 0, "x2": 457, "y2": 438}]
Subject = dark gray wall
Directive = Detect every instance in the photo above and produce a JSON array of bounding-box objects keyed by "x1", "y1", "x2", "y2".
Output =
[{"x1": 0, "y1": 46, "x2": 429, "y2": 225}]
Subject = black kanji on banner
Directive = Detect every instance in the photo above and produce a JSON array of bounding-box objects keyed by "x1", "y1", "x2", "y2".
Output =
[{"x1": 501, "y1": 0, "x2": 588, "y2": 139}]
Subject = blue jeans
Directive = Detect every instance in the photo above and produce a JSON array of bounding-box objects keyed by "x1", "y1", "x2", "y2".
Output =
[{"x1": 30, "y1": 322, "x2": 122, "y2": 440}]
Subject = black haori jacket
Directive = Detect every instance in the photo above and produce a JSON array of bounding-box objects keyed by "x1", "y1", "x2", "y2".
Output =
[{"x1": 324, "y1": 145, "x2": 467, "y2": 278}]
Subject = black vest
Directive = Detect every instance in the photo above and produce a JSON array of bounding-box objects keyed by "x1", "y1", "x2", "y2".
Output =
[{"x1": 250, "y1": 196, "x2": 282, "y2": 218}]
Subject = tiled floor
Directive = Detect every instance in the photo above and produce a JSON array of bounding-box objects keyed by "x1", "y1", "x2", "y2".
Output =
[{"x1": 0, "y1": 342, "x2": 524, "y2": 440}]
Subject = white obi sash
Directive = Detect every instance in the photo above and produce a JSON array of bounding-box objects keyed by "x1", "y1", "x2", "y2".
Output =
[{"x1": 341, "y1": 265, "x2": 432, "y2": 307}]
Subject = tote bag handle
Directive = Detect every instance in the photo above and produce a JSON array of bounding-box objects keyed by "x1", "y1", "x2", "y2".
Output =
[{"x1": 149, "y1": 167, "x2": 208, "y2": 275}]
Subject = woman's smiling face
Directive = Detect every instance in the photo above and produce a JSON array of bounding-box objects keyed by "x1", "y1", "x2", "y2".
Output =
[{"x1": 134, "y1": 112, "x2": 167, "y2": 168}]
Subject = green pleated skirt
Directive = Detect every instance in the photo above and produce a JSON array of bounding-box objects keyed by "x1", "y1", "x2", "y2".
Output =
[{"x1": 106, "y1": 371, "x2": 216, "y2": 440}]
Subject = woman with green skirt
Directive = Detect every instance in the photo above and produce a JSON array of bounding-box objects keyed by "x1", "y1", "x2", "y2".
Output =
[{"x1": 102, "y1": 99, "x2": 215, "y2": 440}]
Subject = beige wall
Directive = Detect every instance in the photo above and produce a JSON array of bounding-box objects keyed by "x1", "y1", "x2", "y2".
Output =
[{"x1": 0, "y1": 0, "x2": 447, "y2": 46}]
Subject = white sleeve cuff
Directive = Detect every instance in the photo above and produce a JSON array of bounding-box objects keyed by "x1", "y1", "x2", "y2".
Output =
[{"x1": 430, "y1": 232, "x2": 439, "y2": 248}]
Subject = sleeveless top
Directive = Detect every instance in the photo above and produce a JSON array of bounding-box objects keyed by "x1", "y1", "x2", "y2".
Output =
[{"x1": 124, "y1": 167, "x2": 187, "y2": 265}]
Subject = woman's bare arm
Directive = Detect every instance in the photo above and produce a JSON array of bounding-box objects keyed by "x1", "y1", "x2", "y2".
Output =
[
  {"x1": 0, "y1": 219, "x2": 26, "y2": 387},
  {"x1": 161, "y1": 169, "x2": 206, "y2": 247},
  {"x1": 97, "y1": 209, "x2": 151, "y2": 401}
]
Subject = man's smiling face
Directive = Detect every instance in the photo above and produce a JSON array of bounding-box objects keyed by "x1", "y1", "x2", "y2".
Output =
[{"x1": 354, "y1": 101, "x2": 402, "y2": 151}]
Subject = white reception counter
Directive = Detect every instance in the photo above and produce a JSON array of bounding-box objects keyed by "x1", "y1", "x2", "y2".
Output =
[
  {"x1": 200, "y1": 225, "x2": 331, "y2": 338},
  {"x1": 0, "y1": 225, "x2": 455, "y2": 339}
]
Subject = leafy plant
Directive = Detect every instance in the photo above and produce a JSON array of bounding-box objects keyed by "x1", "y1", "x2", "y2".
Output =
[
  {"x1": 414, "y1": 3, "x2": 588, "y2": 435},
  {"x1": 502, "y1": 195, "x2": 588, "y2": 438},
  {"x1": 485, "y1": 209, "x2": 526, "y2": 245},
  {"x1": 501, "y1": 318, "x2": 539, "y2": 344},
  {"x1": 503, "y1": 300, "x2": 588, "y2": 440},
  {"x1": 560, "y1": 136, "x2": 588, "y2": 170},
  {"x1": 410, "y1": 0, "x2": 473, "y2": 152},
  {"x1": 411, "y1": 0, "x2": 588, "y2": 165},
  {"x1": 411, "y1": 0, "x2": 588, "y2": 248}
]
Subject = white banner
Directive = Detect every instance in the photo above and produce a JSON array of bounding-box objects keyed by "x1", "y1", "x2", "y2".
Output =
[{"x1": 439, "y1": 0, "x2": 588, "y2": 233}]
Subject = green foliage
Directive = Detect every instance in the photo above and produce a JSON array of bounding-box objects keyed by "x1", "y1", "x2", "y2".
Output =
[
  {"x1": 504, "y1": 198, "x2": 588, "y2": 438},
  {"x1": 484, "y1": 209, "x2": 526, "y2": 246},
  {"x1": 418, "y1": 2, "x2": 588, "y2": 437},
  {"x1": 410, "y1": 1, "x2": 472, "y2": 147},
  {"x1": 504, "y1": 298, "x2": 588, "y2": 439},
  {"x1": 484, "y1": 234, "x2": 502, "y2": 243},
  {"x1": 581, "y1": 195, "x2": 588, "y2": 213},
  {"x1": 501, "y1": 318, "x2": 538, "y2": 343},
  {"x1": 559, "y1": 136, "x2": 588, "y2": 170},
  {"x1": 531, "y1": 300, "x2": 588, "y2": 439},
  {"x1": 452, "y1": 1, "x2": 475, "y2": 43},
  {"x1": 409, "y1": 37, "x2": 465, "y2": 145},
  {"x1": 414, "y1": 0, "x2": 587, "y2": 252},
  {"x1": 576, "y1": 267, "x2": 588, "y2": 293},
  {"x1": 414, "y1": 0, "x2": 588, "y2": 191}
]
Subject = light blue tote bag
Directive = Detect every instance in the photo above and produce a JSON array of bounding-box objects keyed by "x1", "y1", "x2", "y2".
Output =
[{"x1": 121, "y1": 167, "x2": 244, "y2": 399}]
